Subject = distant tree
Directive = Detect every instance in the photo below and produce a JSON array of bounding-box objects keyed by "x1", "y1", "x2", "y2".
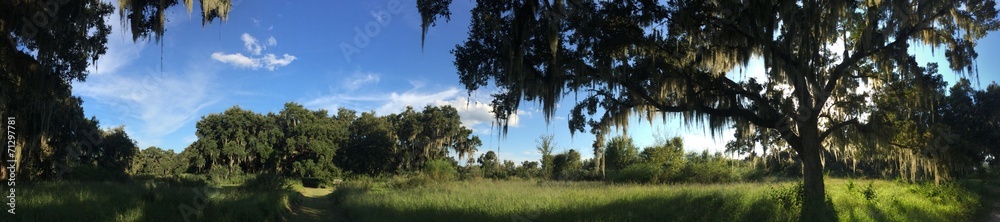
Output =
[
  {"x1": 502, "y1": 160, "x2": 517, "y2": 176},
  {"x1": 96, "y1": 126, "x2": 140, "y2": 179},
  {"x1": 477, "y1": 150, "x2": 499, "y2": 168},
  {"x1": 605, "y1": 136, "x2": 638, "y2": 172},
  {"x1": 452, "y1": 128, "x2": 482, "y2": 168},
  {"x1": 536, "y1": 134, "x2": 556, "y2": 179},
  {"x1": 642, "y1": 137, "x2": 686, "y2": 176},
  {"x1": 477, "y1": 150, "x2": 501, "y2": 178},
  {"x1": 339, "y1": 111, "x2": 397, "y2": 175},
  {"x1": 278, "y1": 103, "x2": 346, "y2": 180},
  {"x1": 132, "y1": 146, "x2": 182, "y2": 177},
  {"x1": 517, "y1": 161, "x2": 540, "y2": 178},
  {"x1": 552, "y1": 149, "x2": 582, "y2": 180},
  {"x1": 391, "y1": 106, "x2": 423, "y2": 170}
]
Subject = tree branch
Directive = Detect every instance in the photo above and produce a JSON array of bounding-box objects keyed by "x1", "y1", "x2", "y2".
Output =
[
  {"x1": 615, "y1": 73, "x2": 779, "y2": 129},
  {"x1": 821, "y1": 6, "x2": 953, "y2": 110},
  {"x1": 819, "y1": 118, "x2": 861, "y2": 142}
]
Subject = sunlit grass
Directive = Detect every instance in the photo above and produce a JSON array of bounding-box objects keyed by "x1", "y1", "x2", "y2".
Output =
[{"x1": 332, "y1": 178, "x2": 980, "y2": 222}]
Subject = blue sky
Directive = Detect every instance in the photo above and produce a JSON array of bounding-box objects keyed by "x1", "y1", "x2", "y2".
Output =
[{"x1": 73, "y1": 1, "x2": 1000, "y2": 164}]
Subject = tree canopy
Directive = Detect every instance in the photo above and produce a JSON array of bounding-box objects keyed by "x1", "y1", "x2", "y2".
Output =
[{"x1": 185, "y1": 103, "x2": 482, "y2": 179}]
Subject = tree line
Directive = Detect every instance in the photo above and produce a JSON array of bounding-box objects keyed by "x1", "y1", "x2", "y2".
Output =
[{"x1": 130, "y1": 103, "x2": 482, "y2": 183}]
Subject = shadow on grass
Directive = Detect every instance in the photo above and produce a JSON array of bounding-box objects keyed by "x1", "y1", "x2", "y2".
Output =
[
  {"x1": 16, "y1": 177, "x2": 293, "y2": 222},
  {"x1": 288, "y1": 187, "x2": 340, "y2": 222}
]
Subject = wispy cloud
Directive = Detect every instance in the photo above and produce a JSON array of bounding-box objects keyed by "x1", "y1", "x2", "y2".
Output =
[
  {"x1": 267, "y1": 36, "x2": 277, "y2": 47},
  {"x1": 343, "y1": 72, "x2": 380, "y2": 90},
  {"x1": 213, "y1": 33, "x2": 296, "y2": 71},
  {"x1": 74, "y1": 65, "x2": 221, "y2": 149}
]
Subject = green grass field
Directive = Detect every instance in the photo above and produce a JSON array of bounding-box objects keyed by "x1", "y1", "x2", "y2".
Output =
[
  {"x1": 331, "y1": 178, "x2": 981, "y2": 222},
  {"x1": 17, "y1": 180, "x2": 294, "y2": 221},
  {"x1": 12, "y1": 177, "x2": 987, "y2": 221}
]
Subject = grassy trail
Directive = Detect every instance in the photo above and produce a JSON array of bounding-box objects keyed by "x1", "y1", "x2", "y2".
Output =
[{"x1": 289, "y1": 187, "x2": 339, "y2": 222}]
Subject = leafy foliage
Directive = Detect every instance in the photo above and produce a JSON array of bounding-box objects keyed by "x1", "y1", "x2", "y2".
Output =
[
  {"x1": 604, "y1": 135, "x2": 639, "y2": 172},
  {"x1": 423, "y1": 159, "x2": 458, "y2": 181},
  {"x1": 182, "y1": 103, "x2": 482, "y2": 183}
]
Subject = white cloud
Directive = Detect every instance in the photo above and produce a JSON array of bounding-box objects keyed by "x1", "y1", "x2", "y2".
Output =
[
  {"x1": 211, "y1": 52, "x2": 258, "y2": 69},
  {"x1": 213, "y1": 33, "x2": 296, "y2": 71},
  {"x1": 433, "y1": 96, "x2": 520, "y2": 128},
  {"x1": 211, "y1": 52, "x2": 297, "y2": 71},
  {"x1": 242, "y1": 33, "x2": 264, "y2": 55}
]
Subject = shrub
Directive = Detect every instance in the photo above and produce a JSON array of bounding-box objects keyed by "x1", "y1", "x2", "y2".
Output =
[
  {"x1": 240, "y1": 173, "x2": 289, "y2": 191},
  {"x1": 424, "y1": 159, "x2": 458, "y2": 181},
  {"x1": 768, "y1": 182, "x2": 804, "y2": 211},
  {"x1": 460, "y1": 165, "x2": 483, "y2": 180},
  {"x1": 392, "y1": 174, "x2": 432, "y2": 189},
  {"x1": 860, "y1": 182, "x2": 877, "y2": 201},
  {"x1": 207, "y1": 167, "x2": 250, "y2": 185},
  {"x1": 609, "y1": 163, "x2": 665, "y2": 184}
]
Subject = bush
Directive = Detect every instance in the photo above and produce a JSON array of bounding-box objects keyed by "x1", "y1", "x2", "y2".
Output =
[
  {"x1": 424, "y1": 159, "x2": 458, "y2": 181},
  {"x1": 609, "y1": 163, "x2": 666, "y2": 184},
  {"x1": 460, "y1": 165, "x2": 483, "y2": 180},
  {"x1": 392, "y1": 174, "x2": 432, "y2": 189},
  {"x1": 207, "y1": 167, "x2": 251, "y2": 185},
  {"x1": 860, "y1": 182, "x2": 877, "y2": 201},
  {"x1": 768, "y1": 182, "x2": 804, "y2": 211},
  {"x1": 240, "y1": 173, "x2": 290, "y2": 191}
]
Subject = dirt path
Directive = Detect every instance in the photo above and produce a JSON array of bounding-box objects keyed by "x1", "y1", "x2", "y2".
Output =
[{"x1": 288, "y1": 187, "x2": 340, "y2": 222}]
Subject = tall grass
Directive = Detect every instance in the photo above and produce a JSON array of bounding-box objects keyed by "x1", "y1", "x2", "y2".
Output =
[
  {"x1": 16, "y1": 179, "x2": 294, "y2": 222},
  {"x1": 332, "y1": 178, "x2": 980, "y2": 222}
]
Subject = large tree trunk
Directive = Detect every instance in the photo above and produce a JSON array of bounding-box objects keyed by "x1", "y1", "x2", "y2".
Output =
[{"x1": 798, "y1": 116, "x2": 833, "y2": 221}]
